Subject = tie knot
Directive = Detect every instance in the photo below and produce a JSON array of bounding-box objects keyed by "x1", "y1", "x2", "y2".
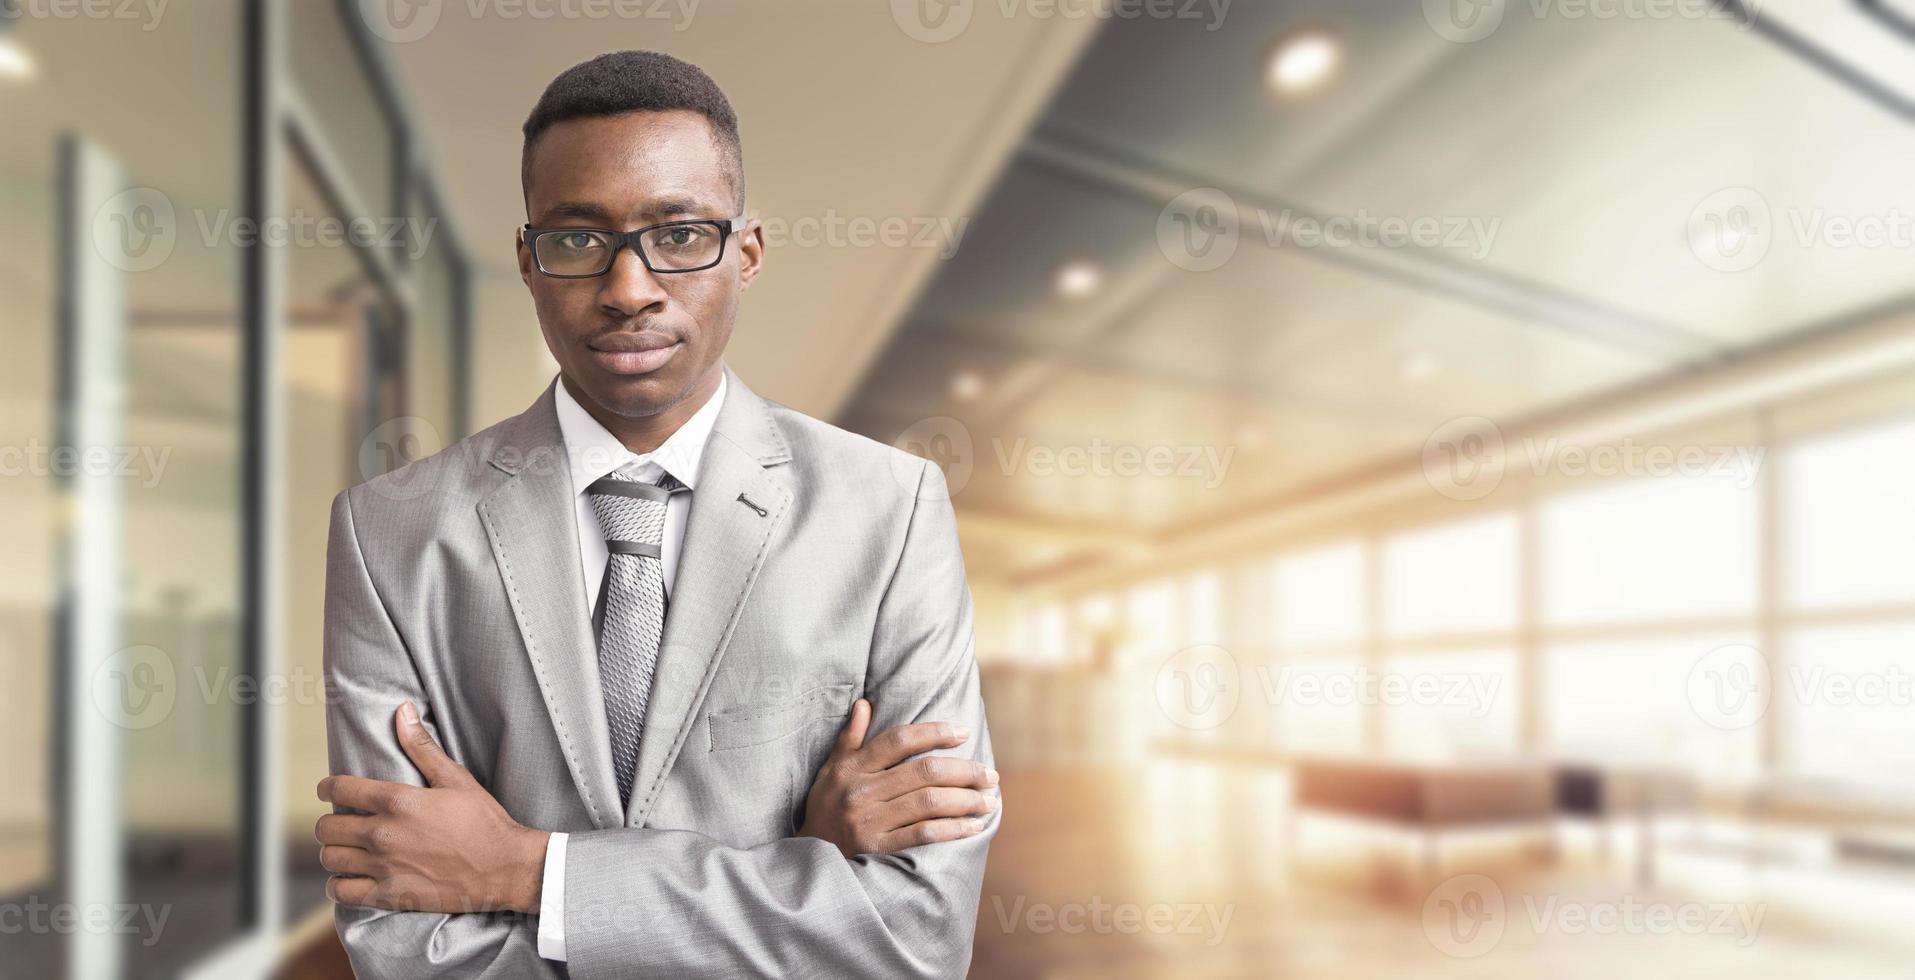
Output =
[{"x1": 586, "y1": 466, "x2": 685, "y2": 552}]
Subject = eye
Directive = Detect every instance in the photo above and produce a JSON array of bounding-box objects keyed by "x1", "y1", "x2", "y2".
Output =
[
  {"x1": 552, "y1": 231, "x2": 604, "y2": 252},
  {"x1": 655, "y1": 225, "x2": 710, "y2": 249}
]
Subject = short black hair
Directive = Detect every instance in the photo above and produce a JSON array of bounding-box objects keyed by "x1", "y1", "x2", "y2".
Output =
[{"x1": 520, "y1": 50, "x2": 744, "y2": 211}]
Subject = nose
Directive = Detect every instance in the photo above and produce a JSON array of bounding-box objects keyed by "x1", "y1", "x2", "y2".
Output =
[{"x1": 596, "y1": 240, "x2": 670, "y2": 318}]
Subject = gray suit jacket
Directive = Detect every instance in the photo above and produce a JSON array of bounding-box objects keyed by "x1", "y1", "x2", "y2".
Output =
[{"x1": 324, "y1": 367, "x2": 997, "y2": 979}]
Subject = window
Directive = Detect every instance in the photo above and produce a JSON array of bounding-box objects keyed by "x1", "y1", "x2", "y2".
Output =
[
  {"x1": 1542, "y1": 474, "x2": 1758, "y2": 625},
  {"x1": 1384, "y1": 513, "x2": 1517, "y2": 638},
  {"x1": 1785, "y1": 418, "x2": 1915, "y2": 609}
]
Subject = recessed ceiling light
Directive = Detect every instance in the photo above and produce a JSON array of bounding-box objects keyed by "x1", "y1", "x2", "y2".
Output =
[
  {"x1": 1267, "y1": 31, "x2": 1339, "y2": 96},
  {"x1": 1403, "y1": 354, "x2": 1439, "y2": 381},
  {"x1": 951, "y1": 369, "x2": 985, "y2": 401},
  {"x1": 0, "y1": 38, "x2": 37, "y2": 82},
  {"x1": 1053, "y1": 259, "x2": 1102, "y2": 300}
]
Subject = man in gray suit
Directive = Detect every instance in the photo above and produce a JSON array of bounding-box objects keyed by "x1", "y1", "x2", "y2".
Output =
[{"x1": 314, "y1": 51, "x2": 999, "y2": 979}]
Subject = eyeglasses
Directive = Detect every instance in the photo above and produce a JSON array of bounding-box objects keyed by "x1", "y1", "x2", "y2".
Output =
[{"x1": 521, "y1": 217, "x2": 741, "y2": 278}]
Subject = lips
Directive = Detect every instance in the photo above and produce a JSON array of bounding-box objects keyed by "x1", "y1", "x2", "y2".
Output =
[{"x1": 588, "y1": 332, "x2": 682, "y2": 375}]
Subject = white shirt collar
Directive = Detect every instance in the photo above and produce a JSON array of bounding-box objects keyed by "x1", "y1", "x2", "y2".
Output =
[{"x1": 553, "y1": 370, "x2": 728, "y2": 497}]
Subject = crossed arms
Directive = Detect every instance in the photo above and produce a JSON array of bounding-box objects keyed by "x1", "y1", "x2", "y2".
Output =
[{"x1": 320, "y1": 463, "x2": 998, "y2": 980}]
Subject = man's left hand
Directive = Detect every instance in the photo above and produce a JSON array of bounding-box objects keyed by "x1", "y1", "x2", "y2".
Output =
[{"x1": 315, "y1": 702, "x2": 548, "y2": 914}]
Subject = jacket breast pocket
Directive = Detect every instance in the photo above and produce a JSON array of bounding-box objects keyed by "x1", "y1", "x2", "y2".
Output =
[{"x1": 704, "y1": 683, "x2": 856, "y2": 847}]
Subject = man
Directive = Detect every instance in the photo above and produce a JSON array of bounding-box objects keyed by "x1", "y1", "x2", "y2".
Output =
[{"x1": 317, "y1": 51, "x2": 999, "y2": 979}]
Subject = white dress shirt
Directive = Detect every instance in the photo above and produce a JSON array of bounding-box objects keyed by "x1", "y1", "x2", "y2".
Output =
[{"x1": 538, "y1": 371, "x2": 728, "y2": 962}]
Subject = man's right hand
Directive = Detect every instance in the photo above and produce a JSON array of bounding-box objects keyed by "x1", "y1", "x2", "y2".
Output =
[{"x1": 796, "y1": 698, "x2": 999, "y2": 857}]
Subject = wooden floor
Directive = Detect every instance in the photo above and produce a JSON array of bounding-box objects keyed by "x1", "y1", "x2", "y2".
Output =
[
  {"x1": 969, "y1": 764, "x2": 1915, "y2": 979},
  {"x1": 281, "y1": 762, "x2": 1915, "y2": 978}
]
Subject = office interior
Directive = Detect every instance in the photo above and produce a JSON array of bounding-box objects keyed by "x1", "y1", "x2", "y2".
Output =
[{"x1": 4, "y1": 0, "x2": 1915, "y2": 977}]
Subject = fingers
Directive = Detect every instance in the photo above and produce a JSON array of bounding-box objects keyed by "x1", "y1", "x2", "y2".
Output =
[
  {"x1": 867, "y1": 755, "x2": 998, "y2": 802},
  {"x1": 314, "y1": 812, "x2": 376, "y2": 848},
  {"x1": 872, "y1": 815, "x2": 992, "y2": 854},
  {"x1": 829, "y1": 698, "x2": 872, "y2": 759},
  {"x1": 877, "y1": 786, "x2": 999, "y2": 831},
  {"x1": 326, "y1": 874, "x2": 376, "y2": 908},
  {"x1": 318, "y1": 845, "x2": 376, "y2": 877},
  {"x1": 395, "y1": 701, "x2": 473, "y2": 789},
  {"x1": 316, "y1": 774, "x2": 405, "y2": 814},
  {"x1": 852, "y1": 721, "x2": 971, "y2": 772}
]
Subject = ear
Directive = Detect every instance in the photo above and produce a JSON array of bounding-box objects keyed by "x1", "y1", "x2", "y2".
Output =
[
  {"x1": 515, "y1": 227, "x2": 535, "y2": 288},
  {"x1": 735, "y1": 219, "x2": 765, "y2": 289}
]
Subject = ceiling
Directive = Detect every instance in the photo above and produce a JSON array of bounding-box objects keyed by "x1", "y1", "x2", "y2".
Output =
[
  {"x1": 373, "y1": 0, "x2": 1102, "y2": 422},
  {"x1": 836, "y1": 0, "x2": 1915, "y2": 586}
]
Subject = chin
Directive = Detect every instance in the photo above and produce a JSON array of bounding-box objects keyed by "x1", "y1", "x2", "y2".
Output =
[{"x1": 587, "y1": 370, "x2": 691, "y2": 417}]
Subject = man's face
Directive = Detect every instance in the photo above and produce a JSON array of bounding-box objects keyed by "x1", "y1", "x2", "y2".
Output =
[{"x1": 518, "y1": 110, "x2": 762, "y2": 418}]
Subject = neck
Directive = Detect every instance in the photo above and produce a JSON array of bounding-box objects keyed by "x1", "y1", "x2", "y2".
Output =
[{"x1": 562, "y1": 365, "x2": 722, "y2": 456}]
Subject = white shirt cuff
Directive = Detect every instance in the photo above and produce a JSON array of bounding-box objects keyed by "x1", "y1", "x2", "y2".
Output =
[{"x1": 536, "y1": 831, "x2": 568, "y2": 961}]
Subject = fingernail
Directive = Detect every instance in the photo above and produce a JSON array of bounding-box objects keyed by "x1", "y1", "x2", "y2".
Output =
[
  {"x1": 949, "y1": 724, "x2": 971, "y2": 740},
  {"x1": 985, "y1": 768, "x2": 999, "y2": 786},
  {"x1": 984, "y1": 796, "x2": 1000, "y2": 811},
  {"x1": 399, "y1": 701, "x2": 418, "y2": 726}
]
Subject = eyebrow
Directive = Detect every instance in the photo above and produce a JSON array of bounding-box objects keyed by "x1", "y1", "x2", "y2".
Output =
[{"x1": 538, "y1": 196, "x2": 718, "y2": 225}]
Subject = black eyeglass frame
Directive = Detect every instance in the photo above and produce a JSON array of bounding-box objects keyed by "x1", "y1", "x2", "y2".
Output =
[{"x1": 520, "y1": 217, "x2": 743, "y2": 278}]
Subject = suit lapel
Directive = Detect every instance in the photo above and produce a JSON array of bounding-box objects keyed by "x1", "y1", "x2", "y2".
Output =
[
  {"x1": 475, "y1": 382, "x2": 624, "y2": 831},
  {"x1": 626, "y1": 366, "x2": 792, "y2": 827}
]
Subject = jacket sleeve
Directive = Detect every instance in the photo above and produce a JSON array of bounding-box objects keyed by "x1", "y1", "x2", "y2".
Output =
[
  {"x1": 323, "y1": 487, "x2": 562, "y2": 979},
  {"x1": 559, "y1": 458, "x2": 999, "y2": 980}
]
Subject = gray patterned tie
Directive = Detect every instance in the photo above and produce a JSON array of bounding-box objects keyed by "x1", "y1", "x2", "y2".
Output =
[{"x1": 587, "y1": 464, "x2": 686, "y2": 811}]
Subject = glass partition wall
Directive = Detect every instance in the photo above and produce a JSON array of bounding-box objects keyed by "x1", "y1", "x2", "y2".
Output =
[{"x1": 4, "y1": 2, "x2": 471, "y2": 976}]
